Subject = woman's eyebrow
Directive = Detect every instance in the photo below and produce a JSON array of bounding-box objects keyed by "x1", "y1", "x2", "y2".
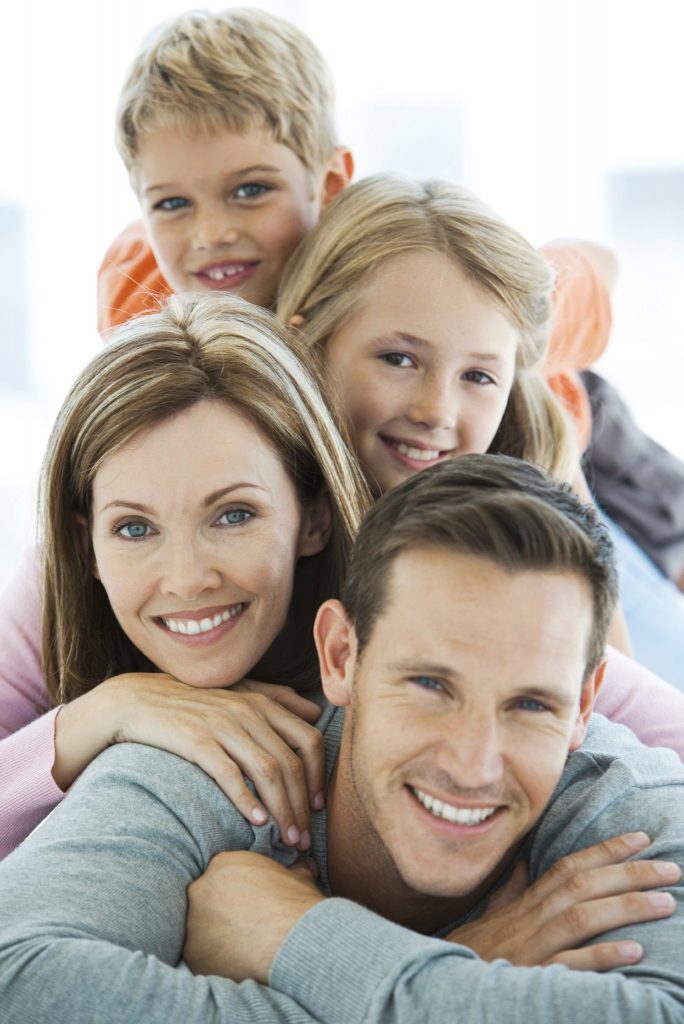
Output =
[{"x1": 99, "y1": 483, "x2": 271, "y2": 515}]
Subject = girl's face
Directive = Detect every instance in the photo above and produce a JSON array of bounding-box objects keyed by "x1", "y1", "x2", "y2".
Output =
[
  {"x1": 324, "y1": 251, "x2": 519, "y2": 495},
  {"x1": 87, "y1": 399, "x2": 326, "y2": 688}
]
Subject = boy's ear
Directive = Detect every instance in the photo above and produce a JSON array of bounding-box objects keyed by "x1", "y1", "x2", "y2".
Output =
[
  {"x1": 75, "y1": 514, "x2": 100, "y2": 580},
  {"x1": 569, "y1": 659, "x2": 606, "y2": 750},
  {"x1": 320, "y1": 146, "x2": 354, "y2": 206},
  {"x1": 296, "y1": 491, "x2": 332, "y2": 557},
  {"x1": 314, "y1": 599, "x2": 356, "y2": 706}
]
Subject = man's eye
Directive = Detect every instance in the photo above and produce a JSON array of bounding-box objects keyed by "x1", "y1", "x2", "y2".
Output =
[
  {"x1": 114, "y1": 522, "x2": 153, "y2": 540},
  {"x1": 411, "y1": 676, "x2": 444, "y2": 692},
  {"x1": 153, "y1": 196, "x2": 189, "y2": 212},
  {"x1": 233, "y1": 183, "x2": 272, "y2": 200},
  {"x1": 462, "y1": 370, "x2": 495, "y2": 385},
  {"x1": 379, "y1": 352, "x2": 414, "y2": 368},
  {"x1": 515, "y1": 698, "x2": 549, "y2": 712},
  {"x1": 217, "y1": 509, "x2": 252, "y2": 526}
]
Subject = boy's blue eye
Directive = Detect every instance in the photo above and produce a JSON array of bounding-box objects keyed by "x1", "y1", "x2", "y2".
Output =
[
  {"x1": 154, "y1": 196, "x2": 189, "y2": 212},
  {"x1": 115, "y1": 522, "x2": 153, "y2": 540},
  {"x1": 379, "y1": 352, "x2": 414, "y2": 368},
  {"x1": 462, "y1": 370, "x2": 495, "y2": 385},
  {"x1": 217, "y1": 509, "x2": 252, "y2": 526},
  {"x1": 233, "y1": 182, "x2": 272, "y2": 200}
]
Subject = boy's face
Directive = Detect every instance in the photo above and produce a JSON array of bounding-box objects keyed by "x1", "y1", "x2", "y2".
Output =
[
  {"x1": 134, "y1": 125, "x2": 328, "y2": 308},
  {"x1": 322, "y1": 547, "x2": 597, "y2": 903}
]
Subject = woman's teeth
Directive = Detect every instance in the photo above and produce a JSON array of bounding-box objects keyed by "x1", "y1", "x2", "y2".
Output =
[{"x1": 162, "y1": 604, "x2": 244, "y2": 635}]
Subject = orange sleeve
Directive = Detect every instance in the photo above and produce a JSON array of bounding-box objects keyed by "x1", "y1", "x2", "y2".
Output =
[{"x1": 97, "y1": 220, "x2": 173, "y2": 338}]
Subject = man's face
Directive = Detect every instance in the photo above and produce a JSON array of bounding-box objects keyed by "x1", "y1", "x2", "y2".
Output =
[
  {"x1": 134, "y1": 125, "x2": 325, "y2": 308},
  {"x1": 336, "y1": 548, "x2": 596, "y2": 900}
]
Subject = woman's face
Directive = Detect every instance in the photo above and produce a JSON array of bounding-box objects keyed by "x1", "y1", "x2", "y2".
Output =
[
  {"x1": 324, "y1": 251, "x2": 519, "y2": 495},
  {"x1": 88, "y1": 399, "x2": 325, "y2": 688}
]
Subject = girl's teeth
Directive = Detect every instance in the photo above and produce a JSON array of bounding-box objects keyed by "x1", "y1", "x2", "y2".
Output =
[
  {"x1": 162, "y1": 604, "x2": 244, "y2": 635},
  {"x1": 391, "y1": 441, "x2": 441, "y2": 461}
]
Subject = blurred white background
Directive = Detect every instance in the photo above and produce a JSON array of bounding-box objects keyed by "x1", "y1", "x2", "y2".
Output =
[{"x1": 1, "y1": 0, "x2": 683, "y2": 587}]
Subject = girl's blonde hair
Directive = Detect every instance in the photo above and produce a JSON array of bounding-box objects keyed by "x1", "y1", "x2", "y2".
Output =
[
  {"x1": 40, "y1": 293, "x2": 370, "y2": 705},
  {"x1": 277, "y1": 175, "x2": 578, "y2": 481}
]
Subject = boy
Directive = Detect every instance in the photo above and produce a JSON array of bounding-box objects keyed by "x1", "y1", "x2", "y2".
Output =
[{"x1": 97, "y1": 8, "x2": 351, "y2": 333}]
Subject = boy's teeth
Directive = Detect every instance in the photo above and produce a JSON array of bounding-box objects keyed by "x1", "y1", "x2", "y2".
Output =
[
  {"x1": 390, "y1": 441, "x2": 441, "y2": 461},
  {"x1": 205, "y1": 265, "x2": 247, "y2": 281},
  {"x1": 162, "y1": 604, "x2": 244, "y2": 634},
  {"x1": 413, "y1": 787, "x2": 496, "y2": 825}
]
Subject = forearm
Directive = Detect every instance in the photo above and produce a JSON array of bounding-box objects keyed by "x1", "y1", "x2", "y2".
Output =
[
  {"x1": 0, "y1": 709, "x2": 64, "y2": 859},
  {"x1": 272, "y1": 899, "x2": 683, "y2": 1024}
]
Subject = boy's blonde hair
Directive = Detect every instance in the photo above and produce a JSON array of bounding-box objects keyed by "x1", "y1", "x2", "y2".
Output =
[
  {"x1": 40, "y1": 293, "x2": 370, "y2": 705},
  {"x1": 277, "y1": 175, "x2": 578, "y2": 482},
  {"x1": 117, "y1": 7, "x2": 337, "y2": 176}
]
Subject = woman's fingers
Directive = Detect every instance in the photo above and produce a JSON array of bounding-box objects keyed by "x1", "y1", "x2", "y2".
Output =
[{"x1": 233, "y1": 679, "x2": 322, "y2": 724}]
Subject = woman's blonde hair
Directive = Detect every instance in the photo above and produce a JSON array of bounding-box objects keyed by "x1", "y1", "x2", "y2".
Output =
[
  {"x1": 277, "y1": 175, "x2": 578, "y2": 481},
  {"x1": 40, "y1": 294, "x2": 370, "y2": 705}
]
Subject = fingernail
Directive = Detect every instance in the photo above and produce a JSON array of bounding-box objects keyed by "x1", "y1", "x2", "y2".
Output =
[
  {"x1": 617, "y1": 942, "x2": 642, "y2": 961},
  {"x1": 623, "y1": 832, "x2": 650, "y2": 849},
  {"x1": 251, "y1": 807, "x2": 268, "y2": 825},
  {"x1": 313, "y1": 792, "x2": 325, "y2": 811},
  {"x1": 287, "y1": 826, "x2": 300, "y2": 845},
  {"x1": 300, "y1": 830, "x2": 311, "y2": 850},
  {"x1": 648, "y1": 892, "x2": 676, "y2": 908},
  {"x1": 654, "y1": 861, "x2": 681, "y2": 878}
]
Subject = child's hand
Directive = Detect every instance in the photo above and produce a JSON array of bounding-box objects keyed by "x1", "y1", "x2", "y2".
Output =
[{"x1": 53, "y1": 673, "x2": 324, "y2": 851}]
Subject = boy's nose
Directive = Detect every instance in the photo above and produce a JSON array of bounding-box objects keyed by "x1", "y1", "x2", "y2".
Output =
[{"x1": 192, "y1": 212, "x2": 240, "y2": 251}]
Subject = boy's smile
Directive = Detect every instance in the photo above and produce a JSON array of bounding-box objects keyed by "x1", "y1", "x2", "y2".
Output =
[{"x1": 135, "y1": 126, "x2": 326, "y2": 308}]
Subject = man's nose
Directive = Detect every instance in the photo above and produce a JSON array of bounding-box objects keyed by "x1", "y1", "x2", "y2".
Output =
[{"x1": 434, "y1": 708, "x2": 505, "y2": 790}]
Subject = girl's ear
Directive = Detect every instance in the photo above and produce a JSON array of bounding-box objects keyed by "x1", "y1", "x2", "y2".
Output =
[
  {"x1": 297, "y1": 491, "x2": 332, "y2": 557},
  {"x1": 75, "y1": 514, "x2": 99, "y2": 579},
  {"x1": 314, "y1": 599, "x2": 355, "y2": 707},
  {"x1": 289, "y1": 313, "x2": 306, "y2": 329}
]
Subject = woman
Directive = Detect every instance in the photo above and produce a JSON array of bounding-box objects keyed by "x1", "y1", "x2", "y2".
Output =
[
  {"x1": 276, "y1": 173, "x2": 684, "y2": 734},
  {"x1": 0, "y1": 293, "x2": 369, "y2": 858}
]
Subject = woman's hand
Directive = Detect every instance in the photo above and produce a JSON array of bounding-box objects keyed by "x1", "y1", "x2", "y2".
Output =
[{"x1": 52, "y1": 674, "x2": 325, "y2": 850}]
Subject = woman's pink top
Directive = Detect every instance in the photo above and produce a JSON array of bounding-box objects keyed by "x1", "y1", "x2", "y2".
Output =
[{"x1": 2, "y1": 547, "x2": 684, "y2": 860}]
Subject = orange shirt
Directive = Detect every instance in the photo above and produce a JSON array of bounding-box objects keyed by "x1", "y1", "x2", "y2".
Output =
[{"x1": 97, "y1": 221, "x2": 171, "y2": 337}]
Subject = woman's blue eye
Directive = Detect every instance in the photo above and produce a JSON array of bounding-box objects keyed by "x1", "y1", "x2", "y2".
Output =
[
  {"x1": 234, "y1": 182, "x2": 271, "y2": 200},
  {"x1": 154, "y1": 196, "x2": 189, "y2": 212},
  {"x1": 117, "y1": 522, "x2": 152, "y2": 540},
  {"x1": 380, "y1": 352, "x2": 414, "y2": 368},
  {"x1": 218, "y1": 509, "x2": 252, "y2": 526}
]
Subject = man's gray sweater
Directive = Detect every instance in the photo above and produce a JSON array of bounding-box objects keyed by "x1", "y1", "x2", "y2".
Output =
[{"x1": 1, "y1": 705, "x2": 683, "y2": 1023}]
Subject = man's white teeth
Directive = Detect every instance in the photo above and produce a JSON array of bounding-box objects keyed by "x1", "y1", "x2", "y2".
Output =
[
  {"x1": 162, "y1": 604, "x2": 244, "y2": 635},
  {"x1": 390, "y1": 441, "x2": 441, "y2": 461},
  {"x1": 205, "y1": 265, "x2": 247, "y2": 281},
  {"x1": 413, "y1": 788, "x2": 497, "y2": 825}
]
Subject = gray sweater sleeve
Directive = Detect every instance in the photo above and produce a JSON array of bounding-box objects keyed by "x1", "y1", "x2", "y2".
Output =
[
  {"x1": 271, "y1": 718, "x2": 684, "y2": 1024},
  {"x1": 0, "y1": 742, "x2": 320, "y2": 1024}
]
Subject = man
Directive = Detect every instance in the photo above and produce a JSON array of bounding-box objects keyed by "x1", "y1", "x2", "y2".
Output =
[{"x1": 1, "y1": 456, "x2": 683, "y2": 1023}]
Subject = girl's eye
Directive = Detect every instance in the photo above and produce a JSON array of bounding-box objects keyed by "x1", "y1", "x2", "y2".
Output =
[
  {"x1": 379, "y1": 352, "x2": 415, "y2": 369},
  {"x1": 217, "y1": 509, "x2": 252, "y2": 526},
  {"x1": 233, "y1": 182, "x2": 272, "y2": 200},
  {"x1": 114, "y1": 522, "x2": 154, "y2": 540},
  {"x1": 153, "y1": 196, "x2": 189, "y2": 212},
  {"x1": 462, "y1": 370, "x2": 495, "y2": 385}
]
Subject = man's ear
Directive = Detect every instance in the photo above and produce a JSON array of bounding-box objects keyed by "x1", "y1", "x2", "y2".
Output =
[
  {"x1": 569, "y1": 659, "x2": 607, "y2": 750},
  {"x1": 314, "y1": 599, "x2": 356, "y2": 707},
  {"x1": 75, "y1": 514, "x2": 100, "y2": 579},
  {"x1": 320, "y1": 146, "x2": 354, "y2": 207},
  {"x1": 297, "y1": 491, "x2": 332, "y2": 557}
]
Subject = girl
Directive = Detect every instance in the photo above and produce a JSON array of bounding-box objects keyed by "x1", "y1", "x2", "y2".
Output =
[
  {"x1": 0, "y1": 293, "x2": 369, "y2": 859},
  {"x1": 276, "y1": 173, "x2": 684, "y2": 725}
]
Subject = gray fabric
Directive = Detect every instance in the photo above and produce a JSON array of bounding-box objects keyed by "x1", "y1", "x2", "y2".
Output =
[{"x1": 1, "y1": 708, "x2": 684, "y2": 1023}]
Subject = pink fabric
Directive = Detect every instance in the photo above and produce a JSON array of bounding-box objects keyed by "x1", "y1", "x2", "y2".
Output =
[
  {"x1": 0, "y1": 549, "x2": 64, "y2": 859},
  {"x1": 1, "y1": 548, "x2": 684, "y2": 861}
]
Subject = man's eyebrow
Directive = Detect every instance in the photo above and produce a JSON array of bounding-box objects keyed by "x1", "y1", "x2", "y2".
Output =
[
  {"x1": 388, "y1": 658, "x2": 460, "y2": 678},
  {"x1": 143, "y1": 165, "x2": 284, "y2": 196},
  {"x1": 372, "y1": 333, "x2": 505, "y2": 361},
  {"x1": 510, "y1": 685, "x2": 577, "y2": 708},
  {"x1": 98, "y1": 483, "x2": 270, "y2": 515}
]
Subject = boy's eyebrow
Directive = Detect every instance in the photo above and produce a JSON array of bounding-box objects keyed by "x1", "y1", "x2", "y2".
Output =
[
  {"x1": 373, "y1": 332, "x2": 506, "y2": 361},
  {"x1": 98, "y1": 483, "x2": 271, "y2": 515},
  {"x1": 143, "y1": 165, "x2": 285, "y2": 196}
]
